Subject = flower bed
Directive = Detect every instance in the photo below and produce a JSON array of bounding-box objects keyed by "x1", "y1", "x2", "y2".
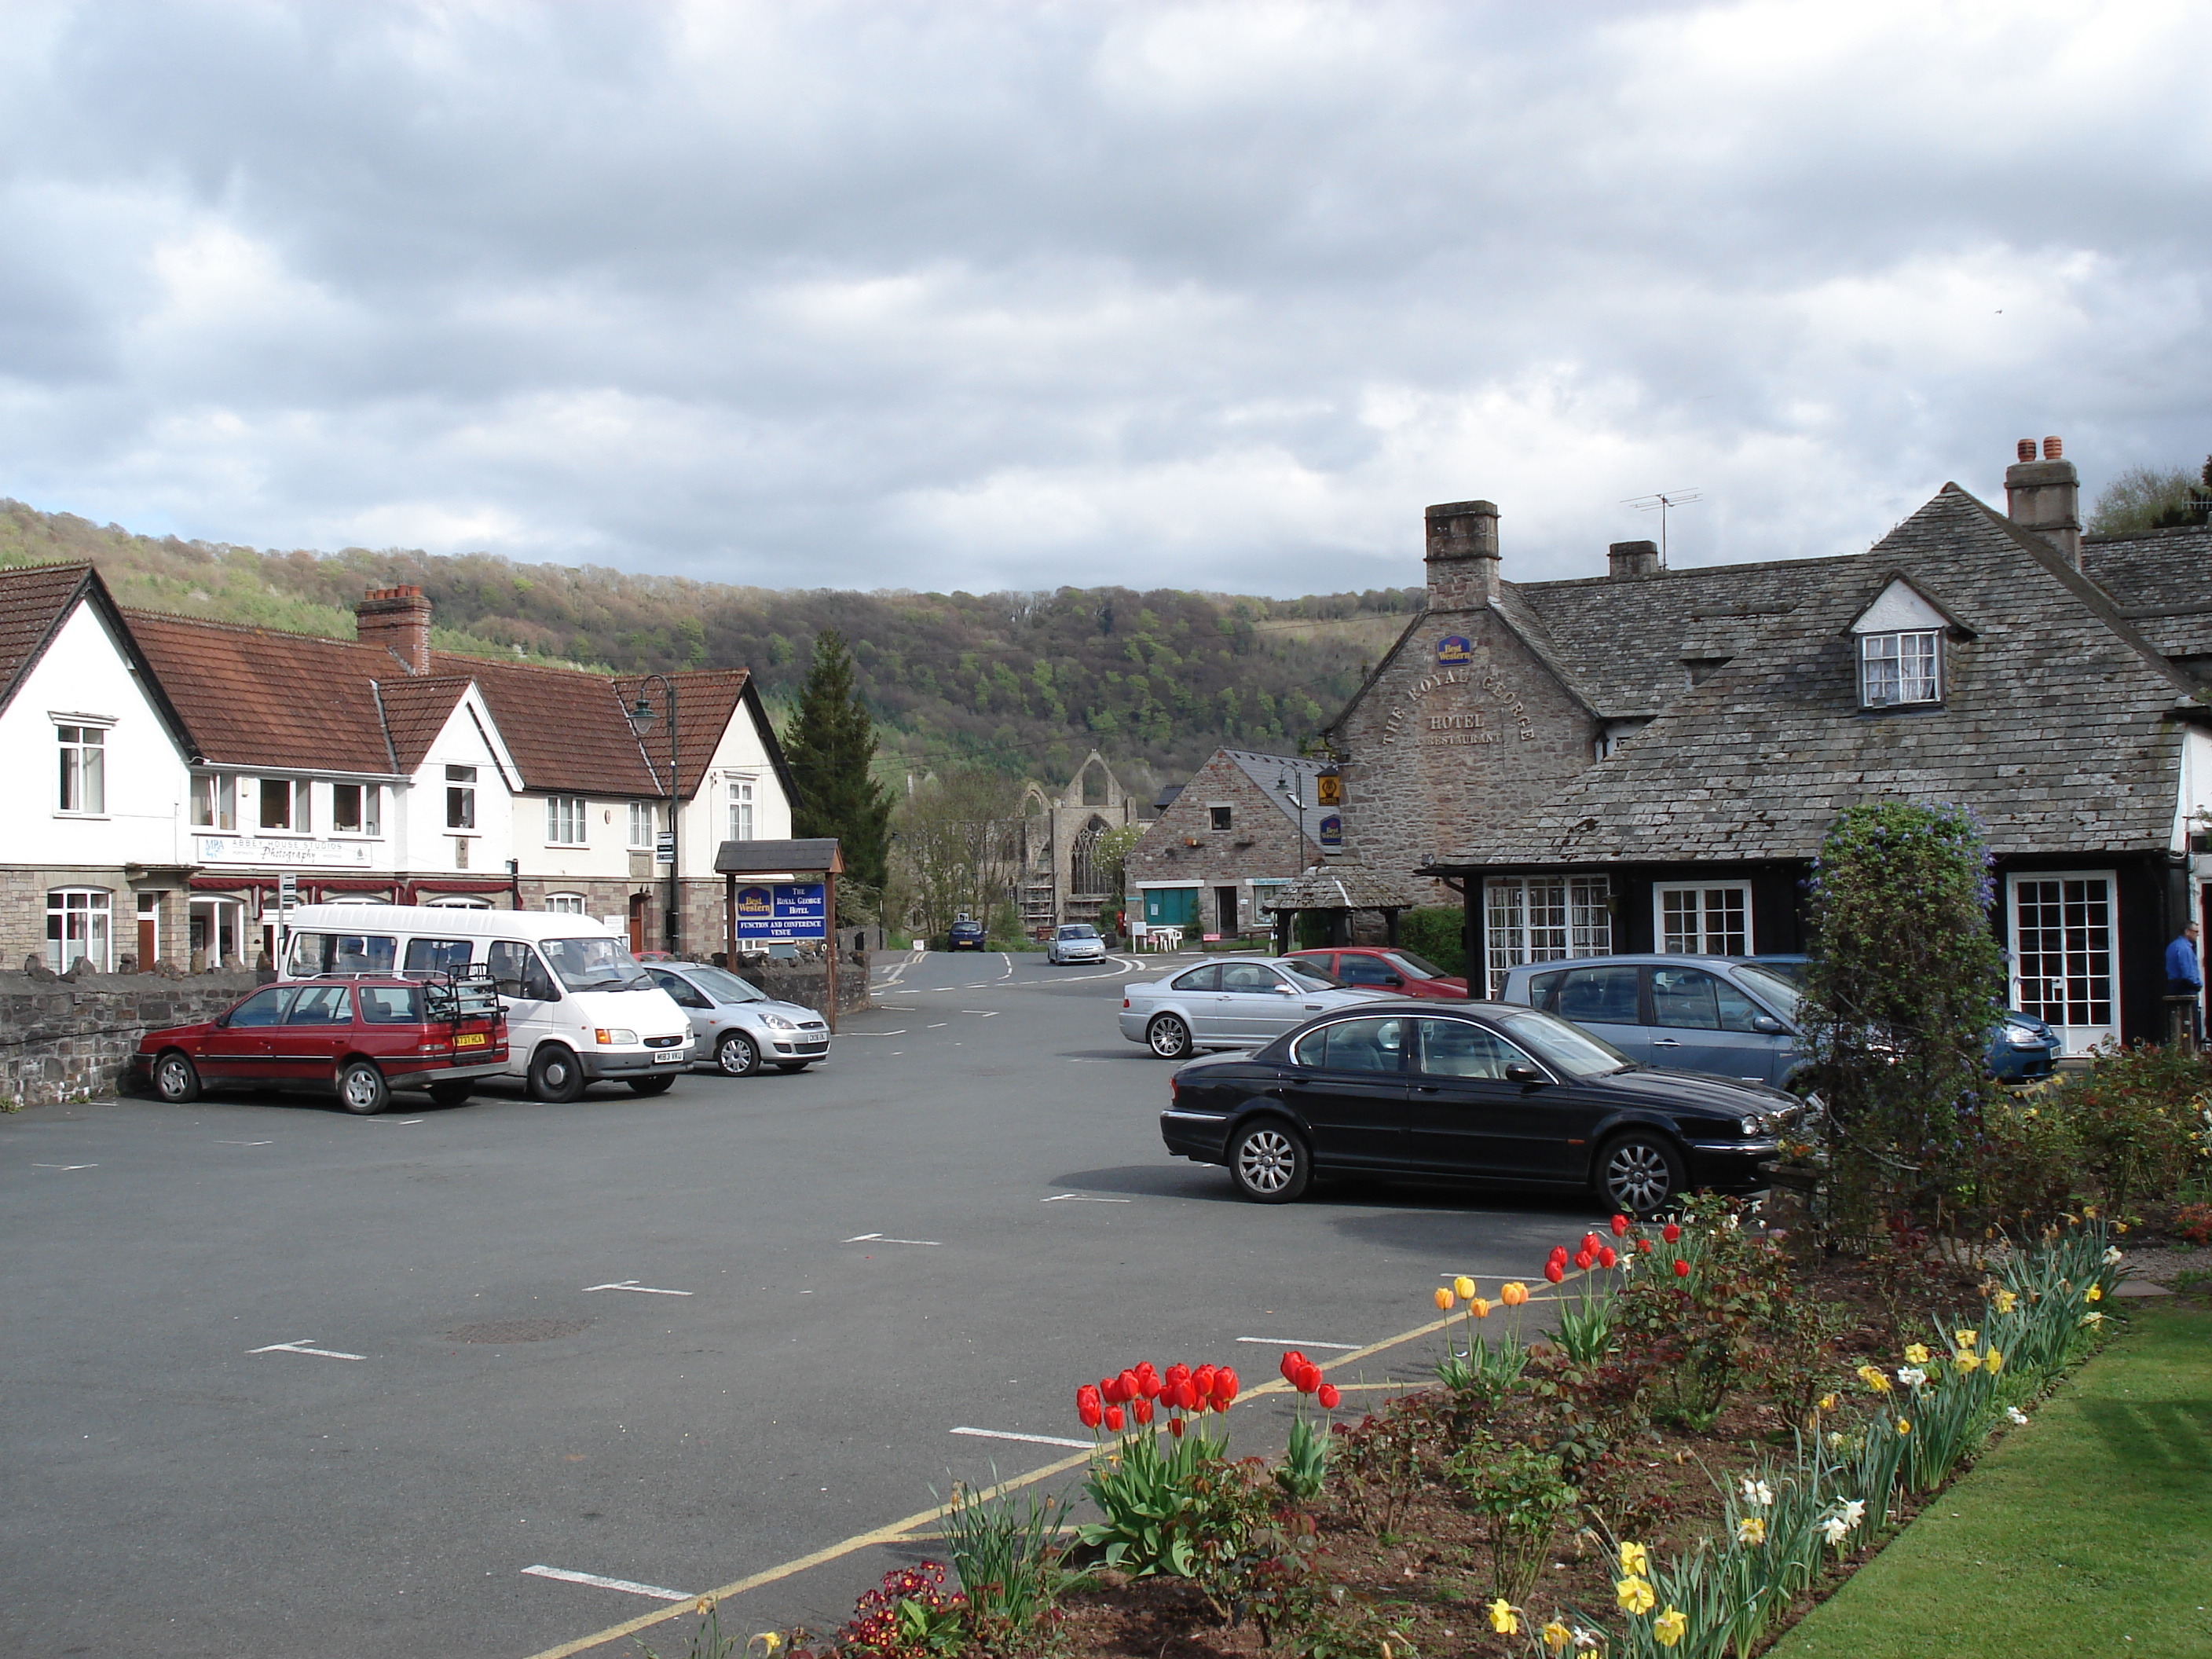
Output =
[{"x1": 665, "y1": 1207, "x2": 2134, "y2": 1659}]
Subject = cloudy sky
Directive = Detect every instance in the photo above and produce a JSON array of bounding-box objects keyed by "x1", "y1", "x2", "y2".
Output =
[{"x1": 2, "y1": 1, "x2": 2207, "y2": 597}]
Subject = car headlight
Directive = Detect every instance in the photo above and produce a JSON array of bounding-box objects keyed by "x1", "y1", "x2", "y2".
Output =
[
  {"x1": 760, "y1": 1013, "x2": 796, "y2": 1030},
  {"x1": 2005, "y1": 1026, "x2": 2046, "y2": 1048},
  {"x1": 1741, "y1": 1113, "x2": 1781, "y2": 1137},
  {"x1": 594, "y1": 1027, "x2": 639, "y2": 1046}
]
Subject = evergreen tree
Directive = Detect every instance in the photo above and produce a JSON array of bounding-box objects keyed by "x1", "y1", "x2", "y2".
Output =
[{"x1": 786, "y1": 630, "x2": 893, "y2": 898}]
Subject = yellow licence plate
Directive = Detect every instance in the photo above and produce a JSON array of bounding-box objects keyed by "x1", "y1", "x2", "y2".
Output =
[{"x1": 453, "y1": 1033, "x2": 488, "y2": 1047}]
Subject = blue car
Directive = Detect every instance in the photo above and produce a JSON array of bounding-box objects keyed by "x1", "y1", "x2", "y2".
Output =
[
  {"x1": 1733, "y1": 956, "x2": 2062, "y2": 1084},
  {"x1": 946, "y1": 916, "x2": 987, "y2": 952}
]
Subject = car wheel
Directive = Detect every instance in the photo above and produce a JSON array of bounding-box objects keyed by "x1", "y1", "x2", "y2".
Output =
[
  {"x1": 529, "y1": 1045, "x2": 588, "y2": 1104},
  {"x1": 1146, "y1": 1013, "x2": 1193, "y2": 1060},
  {"x1": 1595, "y1": 1130, "x2": 1686, "y2": 1218},
  {"x1": 338, "y1": 1059, "x2": 390, "y2": 1116},
  {"x1": 1228, "y1": 1120, "x2": 1310, "y2": 1203},
  {"x1": 427, "y1": 1080, "x2": 474, "y2": 1108},
  {"x1": 153, "y1": 1050, "x2": 201, "y2": 1103},
  {"x1": 716, "y1": 1031, "x2": 761, "y2": 1078},
  {"x1": 627, "y1": 1075, "x2": 676, "y2": 1096}
]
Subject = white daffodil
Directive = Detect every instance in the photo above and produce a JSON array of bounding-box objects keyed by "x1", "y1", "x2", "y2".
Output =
[
  {"x1": 2006, "y1": 1406, "x2": 2029, "y2": 1425},
  {"x1": 1897, "y1": 1365, "x2": 1927, "y2": 1387},
  {"x1": 2103, "y1": 1247, "x2": 2124, "y2": 1265},
  {"x1": 1739, "y1": 1477, "x2": 1774, "y2": 1507}
]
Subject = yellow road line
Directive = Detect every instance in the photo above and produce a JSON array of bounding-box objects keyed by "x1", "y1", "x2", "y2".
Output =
[{"x1": 519, "y1": 1284, "x2": 1577, "y2": 1658}]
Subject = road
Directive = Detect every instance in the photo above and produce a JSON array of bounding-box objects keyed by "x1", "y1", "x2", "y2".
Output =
[{"x1": 0, "y1": 949, "x2": 1594, "y2": 1659}]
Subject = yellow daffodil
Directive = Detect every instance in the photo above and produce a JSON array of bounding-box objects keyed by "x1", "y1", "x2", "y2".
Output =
[
  {"x1": 1984, "y1": 1350, "x2": 2005, "y2": 1373},
  {"x1": 1818, "y1": 1393, "x2": 1838, "y2": 1412},
  {"x1": 1857, "y1": 1365, "x2": 1892, "y2": 1393},
  {"x1": 1434, "y1": 1286, "x2": 1453, "y2": 1311},
  {"x1": 2086, "y1": 1284, "x2": 2103, "y2": 1302},
  {"x1": 1953, "y1": 1350, "x2": 1980, "y2": 1372},
  {"x1": 1618, "y1": 1540, "x2": 1650, "y2": 1577},
  {"x1": 1993, "y1": 1288, "x2": 2018, "y2": 1314},
  {"x1": 1617, "y1": 1576, "x2": 1657, "y2": 1615},
  {"x1": 2082, "y1": 1310, "x2": 2104, "y2": 1328},
  {"x1": 1903, "y1": 1342, "x2": 1931, "y2": 1364},
  {"x1": 1488, "y1": 1599, "x2": 1521, "y2": 1635},
  {"x1": 2114, "y1": 1221, "x2": 2130, "y2": 1235},
  {"x1": 1501, "y1": 1280, "x2": 1530, "y2": 1306},
  {"x1": 1737, "y1": 1514, "x2": 1767, "y2": 1545},
  {"x1": 1896, "y1": 1419, "x2": 1913, "y2": 1436},
  {"x1": 1453, "y1": 1275, "x2": 1478, "y2": 1302},
  {"x1": 2083, "y1": 1204, "x2": 2098, "y2": 1219},
  {"x1": 1654, "y1": 1607, "x2": 1688, "y2": 1648},
  {"x1": 1954, "y1": 1329, "x2": 1977, "y2": 1349},
  {"x1": 1541, "y1": 1621, "x2": 1572, "y2": 1654}
]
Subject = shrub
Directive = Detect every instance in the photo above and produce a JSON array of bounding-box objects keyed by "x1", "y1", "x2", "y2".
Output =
[
  {"x1": 937, "y1": 1479, "x2": 1063, "y2": 1637},
  {"x1": 1957, "y1": 1088, "x2": 2086, "y2": 1231},
  {"x1": 1394, "y1": 905, "x2": 1466, "y2": 979},
  {"x1": 2042, "y1": 1045, "x2": 2211, "y2": 1214},
  {"x1": 1446, "y1": 1434, "x2": 1577, "y2": 1604}
]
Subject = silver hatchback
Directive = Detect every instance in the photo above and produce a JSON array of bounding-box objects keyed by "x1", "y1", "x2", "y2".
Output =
[
  {"x1": 643, "y1": 962, "x2": 831, "y2": 1076},
  {"x1": 1118, "y1": 956, "x2": 1389, "y2": 1059}
]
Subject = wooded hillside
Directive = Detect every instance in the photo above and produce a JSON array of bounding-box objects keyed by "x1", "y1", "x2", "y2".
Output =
[{"x1": 2, "y1": 499, "x2": 1419, "y2": 790}]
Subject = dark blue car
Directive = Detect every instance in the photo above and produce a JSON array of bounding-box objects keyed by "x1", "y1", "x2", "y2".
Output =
[
  {"x1": 947, "y1": 916, "x2": 987, "y2": 952},
  {"x1": 1734, "y1": 956, "x2": 2063, "y2": 1083}
]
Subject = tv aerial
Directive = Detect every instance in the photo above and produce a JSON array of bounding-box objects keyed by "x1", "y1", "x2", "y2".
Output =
[{"x1": 1621, "y1": 488, "x2": 1702, "y2": 567}]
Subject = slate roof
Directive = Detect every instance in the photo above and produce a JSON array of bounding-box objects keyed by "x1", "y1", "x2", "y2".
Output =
[
  {"x1": 715, "y1": 837, "x2": 843, "y2": 875},
  {"x1": 2082, "y1": 526, "x2": 2212, "y2": 661},
  {"x1": 1259, "y1": 863, "x2": 1414, "y2": 913},
  {"x1": 1220, "y1": 748, "x2": 1331, "y2": 834},
  {"x1": 1434, "y1": 486, "x2": 2203, "y2": 869}
]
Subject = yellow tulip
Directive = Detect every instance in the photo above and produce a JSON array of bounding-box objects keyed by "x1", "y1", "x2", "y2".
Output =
[
  {"x1": 1470, "y1": 1296, "x2": 1492, "y2": 1319},
  {"x1": 1617, "y1": 1576, "x2": 1657, "y2": 1615},
  {"x1": 1501, "y1": 1281, "x2": 1529, "y2": 1307},
  {"x1": 1654, "y1": 1607, "x2": 1688, "y2": 1648},
  {"x1": 1453, "y1": 1275, "x2": 1478, "y2": 1302},
  {"x1": 1618, "y1": 1540, "x2": 1649, "y2": 1577},
  {"x1": 1487, "y1": 1599, "x2": 1520, "y2": 1635},
  {"x1": 1434, "y1": 1286, "x2": 1453, "y2": 1311}
]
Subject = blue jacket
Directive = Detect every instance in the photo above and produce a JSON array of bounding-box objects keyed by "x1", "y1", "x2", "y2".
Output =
[{"x1": 2168, "y1": 935, "x2": 2204, "y2": 989}]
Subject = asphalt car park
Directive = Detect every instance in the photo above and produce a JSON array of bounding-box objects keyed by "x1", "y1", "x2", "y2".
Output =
[{"x1": 1, "y1": 947, "x2": 1599, "y2": 1659}]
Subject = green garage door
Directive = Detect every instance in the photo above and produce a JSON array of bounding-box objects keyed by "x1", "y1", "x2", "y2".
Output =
[{"x1": 1143, "y1": 888, "x2": 1199, "y2": 928}]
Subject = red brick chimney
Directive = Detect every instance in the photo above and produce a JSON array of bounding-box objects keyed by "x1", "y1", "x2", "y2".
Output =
[
  {"x1": 356, "y1": 585, "x2": 432, "y2": 676},
  {"x1": 2005, "y1": 435, "x2": 2081, "y2": 569},
  {"x1": 1425, "y1": 500, "x2": 1501, "y2": 608}
]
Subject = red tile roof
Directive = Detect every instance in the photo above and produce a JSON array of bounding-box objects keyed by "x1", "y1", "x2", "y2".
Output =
[
  {"x1": 374, "y1": 676, "x2": 475, "y2": 773},
  {"x1": 430, "y1": 654, "x2": 663, "y2": 796},
  {"x1": 613, "y1": 669, "x2": 755, "y2": 797},
  {"x1": 0, "y1": 561, "x2": 100, "y2": 709}
]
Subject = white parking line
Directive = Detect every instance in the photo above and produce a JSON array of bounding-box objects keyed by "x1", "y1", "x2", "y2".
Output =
[
  {"x1": 844, "y1": 1232, "x2": 941, "y2": 1247},
  {"x1": 31, "y1": 1163, "x2": 97, "y2": 1170},
  {"x1": 1235, "y1": 1336, "x2": 1361, "y2": 1350},
  {"x1": 582, "y1": 1280, "x2": 693, "y2": 1297},
  {"x1": 1040, "y1": 1193, "x2": 1130, "y2": 1203},
  {"x1": 361, "y1": 1119, "x2": 424, "y2": 1126},
  {"x1": 522, "y1": 1565, "x2": 693, "y2": 1602},
  {"x1": 927, "y1": 1023, "x2": 948, "y2": 1029},
  {"x1": 840, "y1": 1030, "x2": 909, "y2": 1037},
  {"x1": 215, "y1": 1140, "x2": 273, "y2": 1147},
  {"x1": 959, "y1": 1009, "x2": 999, "y2": 1017},
  {"x1": 951, "y1": 1426, "x2": 1094, "y2": 1450},
  {"x1": 248, "y1": 1339, "x2": 368, "y2": 1361}
]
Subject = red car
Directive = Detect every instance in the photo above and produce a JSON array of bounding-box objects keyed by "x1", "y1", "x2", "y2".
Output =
[
  {"x1": 133, "y1": 975, "x2": 510, "y2": 1115},
  {"x1": 1287, "y1": 947, "x2": 1469, "y2": 999}
]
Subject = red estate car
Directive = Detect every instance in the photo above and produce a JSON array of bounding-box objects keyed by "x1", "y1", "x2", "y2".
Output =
[
  {"x1": 133, "y1": 974, "x2": 510, "y2": 1115},
  {"x1": 1287, "y1": 947, "x2": 1469, "y2": 999}
]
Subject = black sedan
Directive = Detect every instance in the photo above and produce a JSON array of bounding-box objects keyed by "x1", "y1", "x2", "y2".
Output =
[{"x1": 1158, "y1": 1000, "x2": 1804, "y2": 1215}]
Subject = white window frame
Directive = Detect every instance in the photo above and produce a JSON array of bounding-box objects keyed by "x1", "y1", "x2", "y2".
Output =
[
  {"x1": 56, "y1": 722, "x2": 108, "y2": 815},
  {"x1": 1483, "y1": 875, "x2": 1613, "y2": 998},
  {"x1": 255, "y1": 777, "x2": 306, "y2": 833},
  {"x1": 546, "y1": 795, "x2": 589, "y2": 846},
  {"x1": 46, "y1": 887, "x2": 112, "y2": 972},
  {"x1": 331, "y1": 782, "x2": 381, "y2": 837},
  {"x1": 628, "y1": 801, "x2": 657, "y2": 849},
  {"x1": 2008, "y1": 870, "x2": 2119, "y2": 1051},
  {"x1": 1859, "y1": 629, "x2": 1942, "y2": 708},
  {"x1": 727, "y1": 776, "x2": 756, "y2": 842},
  {"x1": 544, "y1": 892, "x2": 588, "y2": 915},
  {"x1": 445, "y1": 764, "x2": 477, "y2": 832},
  {"x1": 424, "y1": 894, "x2": 492, "y2": 909},
  {"x1": 1655, "y1": 881, "x2": 1752, "y2": 956},
  {"x1": 191, "y1": 773, "x2": 239, "y2": 831}
]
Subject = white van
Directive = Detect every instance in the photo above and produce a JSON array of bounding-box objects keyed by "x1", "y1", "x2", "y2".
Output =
[{"x1": 280, "y1": 905, "x2": 696, "y2": 1101}]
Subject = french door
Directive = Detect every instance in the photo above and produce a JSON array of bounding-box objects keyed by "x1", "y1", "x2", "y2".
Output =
[{"x1": 2009, "y1": 872, "x2": 2118, "y2": 1052}]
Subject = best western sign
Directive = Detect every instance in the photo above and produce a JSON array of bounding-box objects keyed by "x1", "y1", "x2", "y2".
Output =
[{"x1": 732, "y1": 882, "x2": 828, "y2": 939}]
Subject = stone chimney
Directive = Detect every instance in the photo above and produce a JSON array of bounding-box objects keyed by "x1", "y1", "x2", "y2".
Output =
[
  {"x1": 356, "y1": 584, "x2": 432, "y2": 676},
  {"x1": 2005, "y1": 435, "x2": 2081, "y2": 569},
  {"x1": 1607, "y1": 538, "x2": 1661, "y2": 580},
  {"x1": 1425, "y1": 500, "x2": 1500, "y2": 608}
]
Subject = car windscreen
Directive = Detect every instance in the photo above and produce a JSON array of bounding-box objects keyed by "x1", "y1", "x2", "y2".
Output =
[
  {"x1": 1493, "y1": 1009, "x2": 1633, "y2": 1078},
  {"x1": 683, "y1": 964, "x2": 768, "y2": 1003},
  {"x1": 1733, "y1": 965, "x2": 1803, "y2": 1023},
  {"x1": 541, "y1": 936, "x2": 656, "y2": 992},
  {"x1": 1386, "y1": 950, "x2": 1445, "y2": 980},
  {"x1": 1280, "y1": 961, "x2": 1343, "y2": 990},
  {"x1": 1057, "y1": 925, "x2": 1098, "y2": 939}
]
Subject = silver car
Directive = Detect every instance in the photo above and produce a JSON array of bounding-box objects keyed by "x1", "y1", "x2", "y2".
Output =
[
  {"x1": 643, "y1": 962, "x2": 832, "y2": 1076},
  {"x1": 1046, "y1": 923, "x2": 1108, "y2": 965},
  {"x1": 1495, "y1": 954, "x2": 1807, "y2": 1091},
  {"x1": 1118, "y1": 956, "x2": 1389, "y2": 1059}
]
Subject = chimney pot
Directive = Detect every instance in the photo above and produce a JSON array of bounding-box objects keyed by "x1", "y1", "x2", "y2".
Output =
[
  {"x1": 1424, "y1": 500, "x2": 1502, "y2": 607},
  {"x1": 2016, "y1": 438, "x2": 2038, "y2": 462},
  {"x1": 2005, "y1": 437, "x2": 2082, "y2": 569},
  {"x1": 355, "y1": 584, "x2": 434, "y2": 676},
  {"x1": 2042, "y1": 435, "x2": 2062, "y2": 460},
  {"x1": 1607, "y1": 539, "x2": 1661, "y2": 580}
]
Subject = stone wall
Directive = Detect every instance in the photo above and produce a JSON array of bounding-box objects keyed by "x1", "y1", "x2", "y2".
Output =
[
  {"x1": 730, "y1": 943, "x2": 872, "y2": 1019},
  {"x1": 1124, "y1": 752, "x2": 1318, "y2": 937},
  {"x1": 0, "y1": 969, "x2": 261, "y2": 1108}
]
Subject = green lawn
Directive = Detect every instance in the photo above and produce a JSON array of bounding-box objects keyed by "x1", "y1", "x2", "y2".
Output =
[{"x1": 1771, "y1": 1299, "x2": 2210, "y2": 1658}]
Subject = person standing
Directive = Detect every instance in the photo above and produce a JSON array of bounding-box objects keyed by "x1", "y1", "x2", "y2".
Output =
[{"x1": 2166, "y1": 918, "x2": 2204, "y2": 1044}]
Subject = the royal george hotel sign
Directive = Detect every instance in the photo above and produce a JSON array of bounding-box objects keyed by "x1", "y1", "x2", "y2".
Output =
[{"x1": 732, "y1": 881, "x2": 829, "y2": 940}]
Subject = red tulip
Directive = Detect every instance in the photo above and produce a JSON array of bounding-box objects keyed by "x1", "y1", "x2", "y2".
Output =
[
  {"x1": 1131, "y1": 1395, "x2": 1154, "y2": 1426},
  {"x1": 1599, "y1": 1246, "x2": 1617, "y2": 1269},
  {"x1": 1135, "y1": 1362, "x2": 1160, "y2": 1397},
  {"x1": 1169, "y1": 1416, "x2": 1185, "y2": 1437},
  {"x1": 1544, "y1": 1262, "x2": 1565, "y2": 1284},
  {"x1": 1280, "y1": 1350, "x2": 1306, "y2": 1383},
  {"x1": 1295, "y1": 1361, "x2": 1324, "y2": 1393},
  {"x1": 1104, "y1": 1404, "x2": 1125, "y2": 1433},
  {"x1": 1117, "y1": 1368, "x2": 1141, "y2": 1402},
  {"x1": 1610, "y1": 1214, "x2": 1630, "y2": 1236},
  {"x1": 1317, "y1": 1383, "x2": 1341, "y2": 1409},
  {"x1": 1580, "y1": 1232, "x2": 1601, "y2": 1255},
  {"x1": 1673, "y1": 1258, "x2": 1690, "y2": 1277},
  {"x1": 1661, "y1": 1221, "x2": 1681, "y2": 1243},
  {"x1": 1183, "y1": 1379, "x2": 1206, "y2": 1410},
  {"x1": 1076, "y1": 1386, "x2": 1103, "y2": 1429},
  {"x1": 1636, "y1": 1238, "x2": 1653, "y2": 1254},
  {"x1": 1573, "y1": 1249, "x2": 1594, "y2": 1270},
  {"x1": 1165, "y1": 1362, "x2": 1191, "y2": 1386},
  {"x1": 1193, "y1": 1364, "x2": 1218, "y2": 1397},
  {"x1": 1548, "y1": 1244, "x2": 1569, "y2": 1265},
  {"x1": 1214, "y1": 1365, "x2": 1239, "y2": 1403}
]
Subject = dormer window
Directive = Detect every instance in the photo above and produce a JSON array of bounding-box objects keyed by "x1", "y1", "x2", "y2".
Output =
[
  {"x1": 1860, "y1": 630, "x2": 1941, "y2": 706},
  {"x1": 1848, "y1": 576, "x2": 1966, "y2": 710}
]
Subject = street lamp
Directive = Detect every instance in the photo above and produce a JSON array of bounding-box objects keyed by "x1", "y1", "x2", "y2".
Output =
[{"x1": 626, "y1": 675, "x2": 680, "y2": 953}]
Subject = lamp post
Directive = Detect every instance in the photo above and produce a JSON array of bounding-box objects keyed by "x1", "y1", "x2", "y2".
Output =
[
  {"x1": 626, "y1": 675, "x2": 680, "y2": 953},
  {"x1": 1275, "y1": 770, "x2": 1309, "y2": 955}
]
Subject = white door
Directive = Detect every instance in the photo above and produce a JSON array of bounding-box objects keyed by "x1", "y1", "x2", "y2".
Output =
[{"x1": 2009, "y1": 873, "x2": 2118, "y2": 1052}]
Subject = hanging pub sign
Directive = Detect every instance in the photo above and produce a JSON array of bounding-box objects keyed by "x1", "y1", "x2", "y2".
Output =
[
  {"x1": 1314, "y1": 767, "x2": 1342, "y2": 808},
  {"x1": 1435, "y1": 634, "x2": 1474, "y2": 666},
  {"x1": 1317, "y1": 814, "x2": 1343, "y2": 849},
  {"x1": 732, "y1": 881, "x2": 829, "y2": 939}
]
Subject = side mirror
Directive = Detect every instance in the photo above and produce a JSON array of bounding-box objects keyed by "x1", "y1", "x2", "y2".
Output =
[
  {"x1": 1504, "y1": 1064, "x2": 1545, "y2": 1084},
  {"x1": 1271, "y1": 983, "x2": 1298, "y2": 994},
  {"x1": 1752, "y1": 1015, "x2": 1788, "y2": 1035},
  {"x1": 1382, "y1": 973, "x2": 1404, "y2": 987},
  {"x1": 213, "y1": 1013, "x2": 231, "y2": 1029}
]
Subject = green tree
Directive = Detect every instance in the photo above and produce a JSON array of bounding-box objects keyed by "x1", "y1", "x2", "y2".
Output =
[
  {"x1": 785, "y1": 630, "x2": 894, "y2": 901},
  {"x1": 2087, "y1": 458, "x2": 2212, "y2": 533},
  {"x1": 1801, "y1": 802, "x2": 2005, "y2": 1236}
]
